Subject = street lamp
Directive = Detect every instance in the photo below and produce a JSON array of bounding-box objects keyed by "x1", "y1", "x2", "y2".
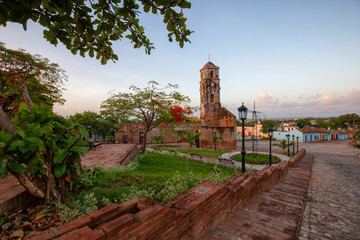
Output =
[
  {"x1": 296, "y1": 136, "x2": 299, "y2": 153},
  {"x1": 88, "y1": 122, "x2": 92, "y2": 139},
  {"x1": 286, "y1": 134, "x2": 290, "y2": 157},
  {"x1": 292, "y1": 135, "x2": 295, "y2": 156},
  {"x1": 238, "y1": 103, "x2": 248, "y2": 173},
  {"x1": 268, "y1": 127, "x2": 274, "y2": 166}
]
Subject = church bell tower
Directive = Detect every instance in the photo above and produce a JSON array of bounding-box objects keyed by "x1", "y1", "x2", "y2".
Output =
[{"x1": 199, "y1": 61, "x2": 221, "y2": 119}]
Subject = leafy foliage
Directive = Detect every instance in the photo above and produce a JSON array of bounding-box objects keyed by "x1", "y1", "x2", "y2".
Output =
[
  {"x1": 0, "y1": 43, "x2": 67, "y2": 118},
  {"x1": 0, "y1": 0, "x2": 193, "y2": 64},
  {"x1": 273, "y1": 140, "x2": 293, "y2": 152},
  {"x1": 0, "y1": 103, "x2": 88, "y2": 204},
  {"x1": 261, "y1": 120, "x2": 278, "y2": 133},
  {"x1": 68, "y1": 111, "x2": 117, "y2": 138},
  {"x1": 101, "y1": 81, "x2": 193, "y2": 152}
]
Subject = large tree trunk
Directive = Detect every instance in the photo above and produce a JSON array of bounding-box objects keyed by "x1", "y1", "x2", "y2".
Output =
[
  {"x1": 14, "y1": 173, "x2": 45, "y2": 199},
  {"x1": 142, "y1": 131, "x2": 148, "y2": 153},
  {"x1": 0, "y1": 108, "x2": 16, "y2": 133},
  {"x1": 17, "y1": 78, "x2": 32, "y2": 111}
]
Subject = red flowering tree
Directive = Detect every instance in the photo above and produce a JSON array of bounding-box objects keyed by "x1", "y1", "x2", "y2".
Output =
[
  {"x1": 0, "y1": 43, "x2": 66, "y2": 119},
  {"x1": 101, "y1": 81, "x2": 194, "y2": 152}
]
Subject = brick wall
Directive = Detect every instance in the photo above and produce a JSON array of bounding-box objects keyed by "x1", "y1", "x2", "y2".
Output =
[{"x1": 30, "y1": 149, "x2": 306, "y2": 240}]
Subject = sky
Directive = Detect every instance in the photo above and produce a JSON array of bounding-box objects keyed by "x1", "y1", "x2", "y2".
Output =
[{"x1": 1, "y1": 0, "x2": 359, "y2": 119}]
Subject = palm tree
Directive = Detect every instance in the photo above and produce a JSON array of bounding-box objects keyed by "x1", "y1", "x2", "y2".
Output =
[
  {"x1": 273, "y1": 140, "x2": 293, "y2": 152},
  {"x1": 212, "y1": 131, "x2": 223, "y2": 151}
]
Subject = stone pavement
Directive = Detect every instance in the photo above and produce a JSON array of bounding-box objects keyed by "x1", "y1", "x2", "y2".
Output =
[
  {"x1": 0, "y1": 144, "x2": 136, "y2": 212},
  {"x1": 200, "y1": 153, "x2": 313, "y2": 240},
  {"x1": 299, "y1": 141, "x2": 360, "y2": 240}
]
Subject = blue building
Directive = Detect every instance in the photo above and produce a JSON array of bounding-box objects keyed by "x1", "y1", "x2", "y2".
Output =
[
  {"x1": 299, "y1": 128, "x2": 320, "y2": 142},
  {"x1": 273, "y1": 129, "x2": 303, "y2": 142},
  {"x1": 338, "y1": 132, "x2": 348, "y2": 140}
]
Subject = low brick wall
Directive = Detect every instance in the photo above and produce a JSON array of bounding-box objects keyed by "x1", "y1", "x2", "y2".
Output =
[
  {"x1": 30, "y1": 149, "x2": 306, "y2": 240},
  {"x1": 119, "y1": 144, "x2": 140, "y2": 166}
]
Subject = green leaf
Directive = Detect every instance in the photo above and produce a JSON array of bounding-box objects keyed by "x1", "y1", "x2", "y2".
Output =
[
  {"x1": 27, "y1": 163, "x2": 39, "y2": 176},
  {"x1": 8, "y1": 160, "x2": 25, "y2": 173},
  {"x1": 0, "y1": 130, "x2": 12, "y2": 143},
  {"x1": 8, "y1": 140, "x2": 22, "y2": 151},
  {"x1": 17, "y1": 128, "x2": 25, "y2": 138},
  {"x1": 39, "y1": 167, "x2": 47, "y2": 175},
  {"x1": 0, "y1": 217, "x2": 5, "y2": 227},
  {"x1": 19, "y1": 102, "x2": 29, "y2": 111},
  {"x1": 79, "y1": 126, "x2": 88, "y2": 138},
  {"x1": 152, "y1": 6, "x2": 157, "y2": 14},
  {"x1": 70, "y1": 147, "x2": 87, "y2": 154},
  {"x1": 54, "y1": 163, "x2": 66, "y2": 178},
  {"x1": 0, "y1": 142, "x2": 5, "y2": 148},
  {"x1": 54, "y1": 149, "x2": 68, "y2": 164},
  {"x1": 143, "y1": 3, "x2": 150, "y2": 12},
  {"x1": 26, "y1": 137, "x2": 43, "y2": 145}
]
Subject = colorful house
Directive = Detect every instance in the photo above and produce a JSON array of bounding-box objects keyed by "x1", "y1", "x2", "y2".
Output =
[
  {"x1": 273, "y1": 129, "x2": 303, "y2": 142},
  {"x1": 338, "y1": 131, "x2": 348, "y2": 140},
  {"x1": 298, "y1": 128, "x2": 320, "y2": 142}
]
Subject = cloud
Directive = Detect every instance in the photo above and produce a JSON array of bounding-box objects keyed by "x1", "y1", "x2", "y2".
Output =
[
  {"x1": 347, "y1": 88, "x2": 360, "y2": 104},
  {"x1": 319, "y1": 91, "x2": 337, "y2": 105},
  {"x1": 256, "y1": 91, "x2": 279, "y2": 108}
]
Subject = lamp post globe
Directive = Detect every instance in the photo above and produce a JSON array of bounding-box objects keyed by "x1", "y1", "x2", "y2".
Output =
[
  {"x1": 268, "y1": 127, "x2": 274, "y2": 166},
  {"x1": 238, "y1": 103, "x2": 248, "y2": 173}
]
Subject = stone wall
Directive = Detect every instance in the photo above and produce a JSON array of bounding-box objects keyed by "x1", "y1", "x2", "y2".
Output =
[{"x1": 30, "y1": 149, "x2": 306, "y2": 240}]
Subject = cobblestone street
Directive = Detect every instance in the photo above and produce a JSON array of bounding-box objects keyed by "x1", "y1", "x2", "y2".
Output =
[{"x1": 299, "y1": 141, "x2": 360, "y2": 240}]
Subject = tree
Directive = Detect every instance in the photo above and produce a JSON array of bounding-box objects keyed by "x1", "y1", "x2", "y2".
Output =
[
  {"x1": 295, "y1": 118, "x2": 310, "y2": 128},
  {"x1": 101, "y1": 81, "x2": 192, "y2": 152},
  {"x1": 315, "y1": 119, "x2": 330, "y2": 129},
  {"x1": 151, "y1": 135, "x2": 164, "y2": 144},
  {"x1": 273, "y1": 140, "x2": 292, "y2": 153},
  {"x1": 212, "y1": 131, "x2": 223, "y2": 151},
  {"x1": 0, "y1": 0, "x2": 193, "y2": 64},
  {"x1": 261, "y1": 120, "x2": 277, "y2": 134},
  {"x1": 0, "y1": 103, "x2": 88, "y2": 204},
  {"x1": 0, "y1": 43, "x2": 67, "y2": 118}
]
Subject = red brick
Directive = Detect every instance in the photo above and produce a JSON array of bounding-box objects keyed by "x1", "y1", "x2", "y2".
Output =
[
  {"x1": 128, "y1": 220, "x2": 152, "y2": 237},
  {"x1": 88, "y1": 203, "x2": 119, "y2": 225},
  {"x1": 78, "y1": 229, "x2": 105, "y2": 240},
  {"x1": 28, "y1": 228, "x2": 56, "y2": 240},
  {"x1": 57, "y1": 215, "x2": 91, "y2": 236},
  {"x1": 101, "y1": 214, "x2": 135, "y2": 237},
  {"x1": 55, "y1": 226, "x2": 92, "y2": 240}
]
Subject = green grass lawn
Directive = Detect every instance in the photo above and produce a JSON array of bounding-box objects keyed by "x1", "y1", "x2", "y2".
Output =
[
  {"x1": 279, "y1": 152, "x2": 296, "y2": 157},
  {"x1": 231, "y1": 153, "x2": 280, "y2": 165},
  {"x1": 159, "y1": 148, "x2": 230, "y2": 159},
  {"x1": 62, "y1": 152, "x2": 245, "y2": 220}
]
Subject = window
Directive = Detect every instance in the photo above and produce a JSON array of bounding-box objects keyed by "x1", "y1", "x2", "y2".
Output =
[
  {"x1": 211, "y1": 94, "x2": 215, "y2": 103},
  {"x1": 210, "y1": 71, "x2": 214, "y2": 79}
]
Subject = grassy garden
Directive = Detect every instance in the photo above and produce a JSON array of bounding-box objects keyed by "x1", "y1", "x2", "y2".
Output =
[
  {"x1": 158, "y1": 148, "x2": 230, "y2": 159},
  {"x1": 231, "y1": 153, "x2": 281, "y2": 165},
  {"x1": 56, "y1": 151, "x2": 243, "y2": 222}
]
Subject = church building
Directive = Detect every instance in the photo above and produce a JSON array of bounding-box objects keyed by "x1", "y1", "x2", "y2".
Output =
[{"x1": 199, "y1": 61, "x2": 237, "y2": 150}]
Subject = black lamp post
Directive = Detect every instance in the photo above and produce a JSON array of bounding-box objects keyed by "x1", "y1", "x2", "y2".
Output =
[
  {"x1": 286, "y1": 134, "x2": 290, "y2": 157},
  {"x1": 238, "y1": 103, "x2": 248, "y2": 173},
  {"x1": 296, "y1": 136, "x2": 299, "y2": 153},
  {"x1": 292, "y1": 135, "x2": 295, "y2": 156},
  {"x1": 88, "y1": 122, "x2": 92, "y2": 139},
  {"x1": 268, "y1": 127, "x2": 274, "y2": 166}
]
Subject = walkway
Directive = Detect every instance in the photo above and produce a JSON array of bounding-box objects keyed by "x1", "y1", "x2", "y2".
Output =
[
  {"x1": 0, "y1": 144, "x2": 136, "y2": 212},
  {"x1": 200, "y1": 153, "x2": 313, "y2": 240},
  {"x1": 299, "y1": 143, "x2": 360, "y2": 239}
]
